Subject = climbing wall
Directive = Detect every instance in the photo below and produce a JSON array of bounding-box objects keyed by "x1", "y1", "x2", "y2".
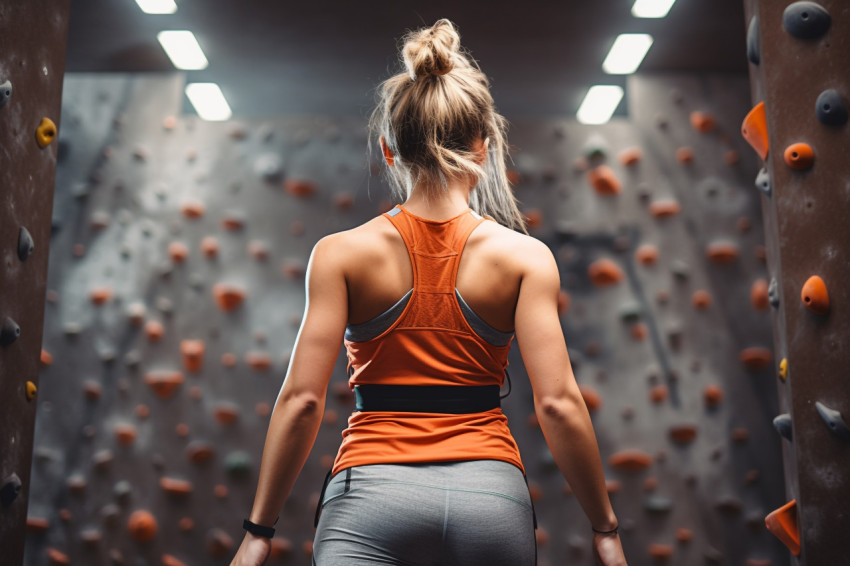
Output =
[
  {"x1": 741, "y1": 1, "x2": 850, "y2": 564},
  {"x1": 0, "y1": 2, "x2": 72, "y2": 565},
  {"x1": 22, "y1": 71, "x2": 788, "y2": 566}
]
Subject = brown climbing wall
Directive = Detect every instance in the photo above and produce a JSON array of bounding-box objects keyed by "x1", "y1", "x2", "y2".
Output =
[
  {"x1": 22, "y1": 71, "x2": 789, "y2": 565},
  {"x1": 742, "y1": 1, "x2": 850, "y2": 564},
  {"x1": 0, "y1": 2, "x2": 72, "y2": 565}
]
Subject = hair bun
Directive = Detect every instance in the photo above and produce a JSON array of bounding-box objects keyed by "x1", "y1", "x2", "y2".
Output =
[{"x1": 402, "y1": 19, "x2": 461, "y2": 79}]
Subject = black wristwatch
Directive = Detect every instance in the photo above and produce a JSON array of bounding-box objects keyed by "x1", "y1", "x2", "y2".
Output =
[{"x1": 243, "y1": 517, "x2": 279, "y2": 538}]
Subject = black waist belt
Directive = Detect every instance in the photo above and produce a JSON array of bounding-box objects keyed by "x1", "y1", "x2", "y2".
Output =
[{"x1": 354, "y1": 384, "x2": 501, "y2": 414}]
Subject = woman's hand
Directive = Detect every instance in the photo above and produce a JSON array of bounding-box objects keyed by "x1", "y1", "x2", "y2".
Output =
[
  {"x1": 593, "y1": 532, "x2": 627, "y2": 566},
  {"x1": 230, "y1": 533, "x2": 272, "y2": 566}
]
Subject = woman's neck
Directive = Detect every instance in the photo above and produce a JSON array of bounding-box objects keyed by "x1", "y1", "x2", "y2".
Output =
[{"x1": 401, "y1": 180, "x2": 472, "y2": 221}]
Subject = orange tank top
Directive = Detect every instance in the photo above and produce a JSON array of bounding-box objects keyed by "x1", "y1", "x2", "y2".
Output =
[{"x1": 332, "y1": 205, "x2": 524, "y2": 475}]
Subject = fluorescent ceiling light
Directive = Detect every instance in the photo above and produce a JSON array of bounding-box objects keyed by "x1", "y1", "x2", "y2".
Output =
[
  {"x1": 603, "y1": 34, "x2": 654, "y2": 74},
  {"x1": 185, "y1": 83, "x2": 232, "y2": 121},
  {"x1": 135, "y1": 0, "x2": 177, "y2": 14},
  {"x1": 632, "y1": 0, "x2": 677, "y2": 18},
  {"x1": 577, "y1": 85, "x2": 624, "y2": 125},
  {"x1": 157, "y1": 31, "x2": 208, "y2": 70}
]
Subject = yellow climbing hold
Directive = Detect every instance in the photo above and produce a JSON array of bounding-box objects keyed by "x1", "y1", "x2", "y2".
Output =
[
  {"x1": 26, "y1": 381, "x2": 37, "y2": 400},
  {"x1": 779, "y1": 358, "x2": 787, "y2": 382},
  {"x1": 36, "y1": 117, "x2": 57, "y2": 148}
]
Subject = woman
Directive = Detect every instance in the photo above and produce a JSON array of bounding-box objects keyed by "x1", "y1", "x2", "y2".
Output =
[{"x1": 231, "y1": 19, "x2": 627, "y2": 566}]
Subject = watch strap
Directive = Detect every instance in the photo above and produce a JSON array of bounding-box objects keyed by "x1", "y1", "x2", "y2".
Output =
[{"x1": 243, "y1": 517, "x2": 278, "y2": 538}]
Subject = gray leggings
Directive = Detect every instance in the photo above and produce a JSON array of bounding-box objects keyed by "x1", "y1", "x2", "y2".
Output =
[{"x1": 312, "y1": 460, "x2": 537, "y2": 566}]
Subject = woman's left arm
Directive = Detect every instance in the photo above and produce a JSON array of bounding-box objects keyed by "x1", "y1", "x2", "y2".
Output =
[{"x1": 231, "y1": 234, "x2": 348, "y2": 566}]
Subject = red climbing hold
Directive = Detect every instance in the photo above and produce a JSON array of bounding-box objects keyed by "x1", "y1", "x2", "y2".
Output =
[
  {"x1": 213, "y1": 283, "x2": 246, "y2": 311},
  {"x1": 742, "y1": 102, "x2": 769, "y2": 159},
  {"x1": 181, "y1": 340, "x2": 205, "y2": 372},
  {"x1": 765, "y1": 500, "x2": 800, "y2": 556},
  {"x1": 649, "y1": 199, "x2": 680, "y2": 219},
  {"x1": 579, "y1": 385, "x2": 602, "y2": 412},
  {"x1": 588, "y1": 258, "x2": 624, "y2": 287},
  {"x1": 670, "y1": 424, "x2": 698, "y2": 445},
  {"x1": 751, "y1": 279, "x2": 770, "y2": 311},
  {"x1": 587, "y1": 165, "x2": 622, "y2": 195},
  {"x1": 740, "y1": 347, "x2": 773, "y2": 372},
  {"x1": 801, "y1": 275, "x2": 829, "y2": 315},
  {"x1": 704, "y1": 385, "x2": 724, "y2": 408},
  {"x1": 676, "y1": 147, "x2": 694, "y2": 164},
  {"x1": 114, "y1": 423, "x2": 138, "y2": 445},
  {"x1": 691, "y1": 290, "x2": 712, "y2": 310},
  {"x1": 180, "y1": 200, "x2": 205, "y2": 219},
  {"x1": 284, "y1": 179, "x2": 317, "y2": 198},
  {"x1": 609, "y1": 450, "x2": 653, "y2": 472},
  {"x1": 144, "y1": 370, "x2": 185, "y2": 399},
  {"x1": 648, "y1": 543, "x2": 674, "y2": 561},
  {"x1": 168, "y1": 242, "x2": 189, "y2": 263},
  {"x1": 706, "y1": 241, "x2": 739, "y2": 264},
  {"x1": 690, "y1": 111, "x2": 717, "y2": 133},
  {"x1": 246, "y1": 351, "x2": 273, "y2": 372},
  {"x1": 90, "y1": 286, "x2": 113, "y2": 305},
  {"x1": 784, "y1": 143, "x2": 814, "y2": 171},
  {"x1": 636, "y1": 244, "x2": 659, "y2": 266},
  {"x1": 127, "y1": 510, "x2": 158, "y2": 542},
  {"x1": 618, "y1": 147, "x2": 642, "y2": 166},
  {"x1": 160, "y1": 477, "x2": 193, "y2": 497}
]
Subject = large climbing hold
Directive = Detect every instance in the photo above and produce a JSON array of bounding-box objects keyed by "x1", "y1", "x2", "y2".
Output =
[
  {"x1": 35, "y1": 117, "x2": 57, "y2": 148},
  {"x1": 773, "y1": 414, "x2": 793, "y2": 441},
  {"x1": 741, "y1": 102, "x2": 768, "y2": 159},
  {"x1": 587, "y1": 165, "x2": 621, "y2": 195},
  {"x1": 127, "y1": 509, "x2": 158, "y2": 542},
  {"x1": 815, "y1": 402, "x2": 850, "y2": 442},
  {"x1": 783, "y1": 2, "x2": 831, "y2": 40},
  {"x1": 765, "y1": 500, "x2": 800, "y2": 556},
  {"x1": 18, "y1": 227, "x2": 35, "y2": 261},
  {"x1": 784, "y1": 143, "x2": 815, "y2": 170},
  {"x1": 801, "y1": 275, "x2": 829, "y2": 315},
  {"x1": 815, "y1": 89, "x2": 848, "y2": 126},
  {"x1": 0, "y1": 79, "x2": 11, "y2": 107},
  {"x1": 1, "y1": 317, "x2": 21, "y2": 346},
  {"x1": 747, "y1": 16, "x2": 760, "y2": 65}
]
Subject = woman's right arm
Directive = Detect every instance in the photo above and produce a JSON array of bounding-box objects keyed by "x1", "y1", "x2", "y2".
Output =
[{"x1": 513, "y1": 238, "x2": 627, "y2": 566}]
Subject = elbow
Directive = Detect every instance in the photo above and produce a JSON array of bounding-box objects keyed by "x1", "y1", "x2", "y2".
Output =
[
  {"x1": 535, "y1": 394, "x2": 585, "y2": 426},
  {"x1": 276, "y1": 391, "x2": 324, "y2": 420}
]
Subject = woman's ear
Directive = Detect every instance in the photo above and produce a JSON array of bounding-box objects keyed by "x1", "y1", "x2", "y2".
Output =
[
  {"x1": 380, "y1": 136, "x2": 395, "y2": 166},
  {"x1": 473, "y1": 137, "x2": 489, "y2": 166}
]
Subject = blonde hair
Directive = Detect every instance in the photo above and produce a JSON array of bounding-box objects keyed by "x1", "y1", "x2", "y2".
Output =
[{"x1": 370, "y1": 19, "x2": 527, "y2": 233}]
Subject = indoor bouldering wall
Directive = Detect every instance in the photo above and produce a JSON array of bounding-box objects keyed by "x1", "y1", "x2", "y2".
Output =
[
  {"x1": 0, "y1": 2, "x2": 72, "y2": 566},
  {"x1": 22, "y1": 71, "x2": 789, "y2": 566},
  {"x1": 742, "y1": 1, "x2": 850, "y2": 564}
]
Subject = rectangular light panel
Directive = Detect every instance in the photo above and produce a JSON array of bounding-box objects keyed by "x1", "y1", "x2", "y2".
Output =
[
  {"x1": 185, "y1": 83, "x2": 232, "y2": 121},
  {"x1": 157, "y1": 30, "x2": 209, "y2": 70},
  {"x1": 632, "y1": 0, "x2": 677, "y2": 18},
  {"x1": 577, "y1": 85, "x2": 625, "y2": 125},
  {"x1": 135, "y1": 0, "x2": 177, "y2": 14},
  {"x1": 602, "y1": 34, "x2": 654, "y2": 74}
]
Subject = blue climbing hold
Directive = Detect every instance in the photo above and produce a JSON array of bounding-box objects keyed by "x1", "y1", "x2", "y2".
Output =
[
  {"x1": 747, "y1": 17, "x2": 760, "y2": 65},
  {"x1": 815, "y1": 89, "x2": 847, "y2": 127},
  {"x1": 815, "y1": 402, "x2": 850, "y2": 442},
  {"x1": 773, "y1": 414, "x2": 793, "y2": 441},
  {"x1": 755, "y1": 168, "x2": 771, "y2": 196},
  {"x1": 783, "y1": 2, "x2": 831, "y2": 39},
  {"x1": 0, "y1": 80, "x2": 11, "y2": 108}
]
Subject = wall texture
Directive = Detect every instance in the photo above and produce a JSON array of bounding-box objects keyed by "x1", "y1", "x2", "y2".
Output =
[
  {"x1": 742, "y1": 1, "x2": 850, "y2": 564},
  {"x1": 22, "y1": 71, "x2": 789, "y2": 565},
  {"x1": 0, "y1": 2, "x2": 72, "y2": 565}
]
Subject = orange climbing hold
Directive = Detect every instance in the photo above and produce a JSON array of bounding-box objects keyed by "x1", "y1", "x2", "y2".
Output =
[
  {"x1": 40, "y1": 349, "x2": 53, "y2": 366},
  {"x1": 557, "y1": 290, "x2": 571, "y2": 315},
  {"x1": 704, "y1": 385, "x2": 724, "y2": 408},
  {"x1": 751, "y1": 278, "x2": 770, "y2": 311},
  {"x1": 181, "y1": 340, "x2": 205, "y2": 372},
  {"x1": 162, "y1": 555, "x2": 189, "y2": 566},
  {"x1": 609, "y1": 450, "x2": 653, "y2": 472},
  {"x1": 284, "y1": 179, "x2": 317, "y2": 198},
  {"x1": 649, "y1": 199, "x2": 680, "y2": 218},
  {"x1": 90, "y1": 286, "x2": 113, "y2": 305},
  {"x1": 649, "y1": 384, "x2": 669, "y2": 404},
  {"x1": 801, "y1": 275, "x2": 829, "y2": 315},
  {"x1": 201, "y1": 236, "x2": 219, "y2": 257},
  {"x1": 213, "y1": 283, "x2": 246, "y2": 311},
  {"x1": 587, "y1": 165, "x2": 622, "y2": 195},
  {"x1": 144, "y1": 320, "x2": 165, "y2": 342},
  {"x1": 144, "y1": 370, "x2": 185, "y2": 399},
  {"x1": 676, "y1": 147, "x2": 694, "y2": 164},
  {"x1": 221, "y1": 215, "x2": 244, "y2": 231},
  {"x1": 636, "y1": 244, "x2": 659, "y2": 266},
  {"x1": 765, "y1": 500, "x2": 800, "y2": 556},
  {"x1": 675, "y1": 528, "x2": 694, "y2": 542},
  {"x1": 579, "y1": 385, "x2": 602, "y2": 412},
  {"x1": 588, "y1": 258, "x2": 624, "y2": 287},
  {"x1": 691, "y1": 290, "x2": 712, "y2": 310},
  {"x1": 27, "y1": 517, "x2": 50, "y2": 532},
  {"x1": 706, "y1": 241, "x2": 739, "y2": 264},
  {"x1": 160, "y1": 477, "x2": 193, "y2": 496},
  {"x1": 670, "y1": 424, "x2": 698, "y2": 444},
  {"x1": 246, "y1": 351, "x2": 273, "y2": 372},
  {"x1": 46, "y1": 548, "x2": 70, "y2": 565},
  {"x1": 690, "y1": 111, "x2": 717, "y2": 133},
  {"x1": 523, "y1": 209, "x2": 543, "y2": 229},
  {"x1": 618, "y1": 147, "x2": 642, "y2": 166},
  {"x1": 168, "y1": 241, "x2": 189, "y2": 263},
  {"x1": 127, "y1": 509, "x2": 158, "y2": 542},
  {"x1": 648, "y1": 543, "x2": 674, "y2": 560},
  {"x1": 740, "y1": 347, "x2": 773, "y2": 372},
  {"x1": 784, "y1": 143, "x2": 814, "y2": 171},
  {"x1": 741, "y1": 102, "x2": 769, "y2": 159},
  {"x1": 115, "y1": 423, "x2": 138, "y2": 445},
  {"x1": 180, "y1": 200, "x2": 205, "y2": 219},
  {"x1": 187, "y1": 443, "x2": 215, "y2": 464},
  {"x1": 214, "y1": 404, "x2": 240, "y2": 425}
]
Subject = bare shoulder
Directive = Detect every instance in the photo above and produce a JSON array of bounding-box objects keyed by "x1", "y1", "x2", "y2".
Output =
[
  {"x1": 474, "y1": 219, "x2": 556, "y2": 273},
  {"x1": 311, "y1": 215, "x2": 396, "y2": 267}
]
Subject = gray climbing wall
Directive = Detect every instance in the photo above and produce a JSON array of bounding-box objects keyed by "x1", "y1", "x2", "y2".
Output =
[
  {"x1": 0, "y1": 2, "x2": 72, "y2": 565},
  {"x1": 742, "y1": 1, "x2": 850, "y2": 564},
  {"x1": 21, "y1": 71, "x2": 789, "y2": 566}
]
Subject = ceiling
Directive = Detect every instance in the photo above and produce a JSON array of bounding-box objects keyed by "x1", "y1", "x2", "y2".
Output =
[{"x1": 64, "y1": 0, "x2": 749, "y2": 118}]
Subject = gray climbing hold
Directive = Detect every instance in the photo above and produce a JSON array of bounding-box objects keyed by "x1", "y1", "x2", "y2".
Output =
[
  {"x1": 773, "y1": 413, "x2": 793, "y2": 441},
  {"x1": 644, "y1": 495, "x2": 673, "y2": 514},
  {"x1": 113, "y1": 480, "x2": 133, "y2": 501},
  {"x1": 618, "y1": 301, "x2": 642, "y2": 323},
  {"x1": 582, "y1": 134, "x2": 609, "y2": 163},
  {"x1": 225, "y1": 451, "x2": 252, "y2": 479},
  {"x1": 1, "y1": 473, "x2": 22, "y2": 506},
  {"x1": 755, "y1": 168, "x2": 771, "y2": 197},
  {"x1": 1, "y1": 317, "x2": 21, "y2": 346},
  {"x1": 0, "y1": 80, "x2": 11, "y2": 108},
  {"x1": 815, "y1": 89, "x2": 848, "y2": 127},
  {"x1": 18, "y1": 227, "x2": 34, "y2": 261},
  {"x1": 815, "y1": 402, "x2": 850, "y2": 441},
  {"x1": 768, "y1": 278, "x2": 780, "y2": 308},
  {"x1": 254, "y1": 153, "x2": 283, "y2": 182},
  {"x1": 783, "y1": 2, "x2": 831, "y2": 39},
  {"x1": 747, "y1": 17, "x2": 760, "y2": 65},
  {"x1": 669, "y1": 259, "x2": 690, "y2": 280}
]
